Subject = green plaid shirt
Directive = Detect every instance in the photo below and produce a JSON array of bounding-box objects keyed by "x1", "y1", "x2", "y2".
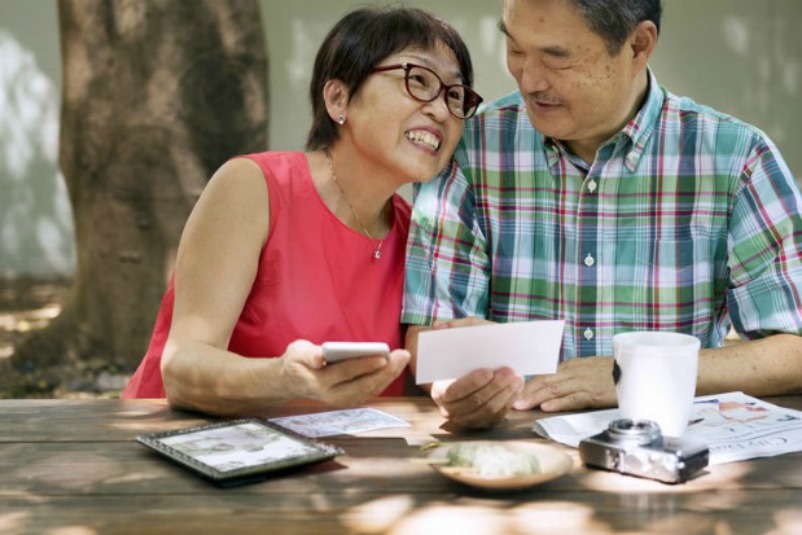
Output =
[{"x1": 402, "y1": 71, "x2": 802, "y2": 359}]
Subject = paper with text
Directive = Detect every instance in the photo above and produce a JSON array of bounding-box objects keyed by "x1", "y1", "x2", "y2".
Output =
[
  {"x1": 416, "y1": 320, "x2": 565, "y2": 384},
  {"x1": 532, "y1": 392, "x2": 802, "y2": 465},
  {"x1": 270, "y1": 408, "x2": 409, "y2": 438}
]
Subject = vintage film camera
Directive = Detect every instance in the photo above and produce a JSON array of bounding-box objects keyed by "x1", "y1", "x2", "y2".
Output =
[{"x1": 579, "y1": 419, "x2": 709, "y2": 484}]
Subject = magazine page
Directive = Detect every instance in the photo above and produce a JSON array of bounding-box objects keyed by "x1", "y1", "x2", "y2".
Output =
[{"x1": 533, "y1": 392, "x2": 802, "y2": 465}]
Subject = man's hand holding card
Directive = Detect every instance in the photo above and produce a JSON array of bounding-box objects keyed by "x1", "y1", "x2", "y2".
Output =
[
  {"x1": 415, "y1": 319, "x2": 565, "y2": 429},
  {"x1": 415, "y1": 319, "x2": 565, "y2": 384}
]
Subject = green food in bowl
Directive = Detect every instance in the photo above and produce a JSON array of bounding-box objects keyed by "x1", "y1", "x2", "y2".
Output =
[{"x1": 446, "y1": 443, "x2": 540, "y2": 477}]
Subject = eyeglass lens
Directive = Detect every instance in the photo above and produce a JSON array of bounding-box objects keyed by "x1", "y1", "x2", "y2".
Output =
[{"x1": 405, "y1": 65, "x2": 480, "y2": 119}]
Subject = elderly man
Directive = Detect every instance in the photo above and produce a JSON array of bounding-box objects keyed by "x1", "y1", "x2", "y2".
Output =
[{"x1": 403, "y1": 0, "x2": 802, "y2": 428}]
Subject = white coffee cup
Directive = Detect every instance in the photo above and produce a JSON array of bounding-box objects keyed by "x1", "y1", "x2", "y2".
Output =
[{"x1": 612, "y1": 331, "x2": 701, "y2": 438}]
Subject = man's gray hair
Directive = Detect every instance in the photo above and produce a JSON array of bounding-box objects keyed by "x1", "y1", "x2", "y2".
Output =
[{"x1": 573, "y1": 0, "x2": 662, "y2": 54}]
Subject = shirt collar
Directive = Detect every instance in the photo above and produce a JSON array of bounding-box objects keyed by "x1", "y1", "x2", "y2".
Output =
[
  {"x1": 543, "y1": 68, "x2": 665, "y2": 173},
  {"x1": 618, "y1": 68, "x2": 664, "y2": 172}
]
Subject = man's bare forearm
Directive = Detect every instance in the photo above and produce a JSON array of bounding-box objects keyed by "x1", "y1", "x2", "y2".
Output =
[{"x1": 697, "y1": 333, "x2": 802, "y2": 396}]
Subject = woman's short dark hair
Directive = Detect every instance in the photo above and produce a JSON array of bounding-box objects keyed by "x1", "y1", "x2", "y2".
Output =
[
  {"x1": 573, "y1": 0, "x2": 662, "y2": 55},
  {"x1": 306, "y1": 7, "x2": 474, "y2": 151}
]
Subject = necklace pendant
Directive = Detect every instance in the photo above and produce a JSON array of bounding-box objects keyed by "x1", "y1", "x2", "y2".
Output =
[{"x1": 374, "y1": 249, "x2": 381, "y2": 260}]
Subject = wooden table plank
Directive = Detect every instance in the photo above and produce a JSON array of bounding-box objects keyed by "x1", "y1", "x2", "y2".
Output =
[
  {"x1": 2, "y1": 490, "x2": 801, "y2": 535},
  {"x1": 3, "y1": 396, "x2": 799, "y2": 442},
  {"x1": 0, "y1": 399, "x2": 206, "y2": 442},
  {"x1": 0, "y1": 397, "x2": 536, "y2": 443},
  {"x1": 1, "y1": 439, "x2": 800, "y2": 496}
]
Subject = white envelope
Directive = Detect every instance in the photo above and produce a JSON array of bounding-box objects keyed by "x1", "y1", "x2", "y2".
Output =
[{"x1": 415, "y1": 320, "x2": 565, "y2": 384}]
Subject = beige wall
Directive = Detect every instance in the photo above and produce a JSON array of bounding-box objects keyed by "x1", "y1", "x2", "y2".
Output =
[
  {"x1": 1, "y1": 0, "x2": 801, "y2": 277},
  {"x1": 264, "y1": 0, "x2": 802, "y2": 162},
  {"x1": 262, "y1": 0, "x2": 516, "y2": 151}
]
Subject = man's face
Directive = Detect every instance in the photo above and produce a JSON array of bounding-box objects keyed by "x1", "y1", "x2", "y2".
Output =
[{"x1": 502, "y1": 0, "x2": 644, "y2": 157}]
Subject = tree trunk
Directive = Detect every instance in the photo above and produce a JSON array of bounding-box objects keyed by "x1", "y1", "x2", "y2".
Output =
[{"x1": 7, "y1": 0, "x2": 268, "y2": 387}]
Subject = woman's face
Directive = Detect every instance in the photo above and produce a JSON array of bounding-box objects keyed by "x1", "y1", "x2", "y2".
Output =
[{"x1": 341, "y1": 42, "x2": 467, "y2": 186}]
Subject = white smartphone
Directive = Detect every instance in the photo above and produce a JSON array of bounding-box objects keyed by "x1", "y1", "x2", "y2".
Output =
[{"x1": 322, "y1": 342, "x2": 390, "y2": 364}]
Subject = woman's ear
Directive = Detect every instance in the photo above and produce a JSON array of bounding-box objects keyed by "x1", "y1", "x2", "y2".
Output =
[{"x1": 323, "y1": 79, "x2": 350, "y2": 124}]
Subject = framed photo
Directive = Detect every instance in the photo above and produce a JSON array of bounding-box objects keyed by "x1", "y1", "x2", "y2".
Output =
[{"x1": 137, "y1": 418, "x2": 343, "y2": 486}]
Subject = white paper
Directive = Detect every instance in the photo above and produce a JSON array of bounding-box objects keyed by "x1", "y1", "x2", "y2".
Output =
[
  {"x1": 532, "y1": 392, "x2": 802, "y2": 465},
  {"x1": 270, "y1": 408, "x2": 409, "y2": 438},
  {"x1": 415, "y1": 320, "x2": 565, "y2": 384}
]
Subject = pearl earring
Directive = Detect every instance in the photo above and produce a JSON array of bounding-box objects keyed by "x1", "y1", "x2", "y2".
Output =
[{"x1": 337, "y1": 115, "x2": 345, "y2": 125}]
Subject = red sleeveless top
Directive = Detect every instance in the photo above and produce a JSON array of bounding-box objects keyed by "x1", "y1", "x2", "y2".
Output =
[{"x1": 122, "y1": 151, "x2": 410, "y2": 398}]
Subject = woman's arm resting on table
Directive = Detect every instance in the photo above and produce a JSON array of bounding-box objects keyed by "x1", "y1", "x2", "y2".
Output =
[{"x1": 161, "y1": 159, "x2": 408, "y2": 415}]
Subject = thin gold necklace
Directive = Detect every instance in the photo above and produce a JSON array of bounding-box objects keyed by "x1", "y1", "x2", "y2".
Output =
[{"x1": 324, "y1": 149, "x2": 384, "y2": 260}]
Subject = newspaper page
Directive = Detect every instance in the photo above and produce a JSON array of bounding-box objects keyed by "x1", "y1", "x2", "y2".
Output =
[{"x1": 533, "y1": 392, "x2": 802, "y2": 465}]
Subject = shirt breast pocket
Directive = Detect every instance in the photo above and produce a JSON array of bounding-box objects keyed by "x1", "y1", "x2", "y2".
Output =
[{"x1": 611, "y1": 236, "x2": 724, "y2": 330}]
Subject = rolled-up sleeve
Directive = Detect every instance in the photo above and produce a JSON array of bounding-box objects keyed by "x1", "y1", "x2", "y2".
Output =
[
  {"x1": 402, "y1": 156, "x2": 491, "y2": 326},
  {"x1": 727, "y1": 134, "x2": 802, "y2": 338}
]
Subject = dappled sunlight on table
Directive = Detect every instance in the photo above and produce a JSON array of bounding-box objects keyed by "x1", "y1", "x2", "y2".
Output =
[
  {"x1": 644, "y1": 513, "x2": 718, "y2": 534},
  {"x1": 108, "y1": 419, "x2": 201, "y2": 433},
  {"x1": 341, "y1": 494, "x2": 415, "y2": 534},
  {"x1": 0, "y1": 512, "x2": 32, "y2": 535},
  {"x1": 509, "y1": 501, "x2": 609, "y2": 534},
  {"x1": 330, "y1": 454, "x2": 438, "y2": 482},
  {"x1": 578, "y1": 462, "x2": 752, "y2": 493},
  {"x1": 340, "y1": 499, "x2": 630, "y2": 535},
  {"x1": 42, "y1": 526, "x2": 98, "y2": 535},
  {"x1": 14, "y1": 452, "x2": 145, "y2": 491},
  {"x1": 767, "y1": 510, "x2": 802, "y2": 535},
  {"x1": 385, "y1": 503, "x2": 511, "y2": 535},
  {"x1": 0, "y1": 490, "x2": 47, "y2": 502}
]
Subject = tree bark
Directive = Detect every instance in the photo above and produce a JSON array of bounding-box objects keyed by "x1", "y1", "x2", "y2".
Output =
[{"x1": 8, "y1": 0, "x2": 268, "y2": 384}]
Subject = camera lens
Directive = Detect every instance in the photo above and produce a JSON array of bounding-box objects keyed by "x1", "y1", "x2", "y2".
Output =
[{"x1": 608, "y1": 418, "x2": 661, "y2": 445}]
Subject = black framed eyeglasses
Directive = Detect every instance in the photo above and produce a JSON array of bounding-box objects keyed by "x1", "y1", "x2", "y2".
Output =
[{"x1": 370, "y1": 62, "x2": 483, "y2": 120}]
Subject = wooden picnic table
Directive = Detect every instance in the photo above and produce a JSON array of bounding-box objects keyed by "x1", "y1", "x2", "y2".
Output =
[{"x1": 1, "y1": 395, "x2": 800, "y2": 534}]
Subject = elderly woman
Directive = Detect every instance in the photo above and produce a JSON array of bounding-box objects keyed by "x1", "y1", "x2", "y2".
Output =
[{"x1": 122, "y1": 6, "x2": 482, "y2": 415}]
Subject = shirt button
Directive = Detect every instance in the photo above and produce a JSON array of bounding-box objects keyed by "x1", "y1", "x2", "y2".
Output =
[
  {"x1": 587, "y1": 179, "x2": 597, "y2": 193},
  {"x1": 584, "y1": 328, "x2": 594, "y2": 340},
  {"x1": 584, "y1": 253, "x2": 595, "y2": 267}
]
